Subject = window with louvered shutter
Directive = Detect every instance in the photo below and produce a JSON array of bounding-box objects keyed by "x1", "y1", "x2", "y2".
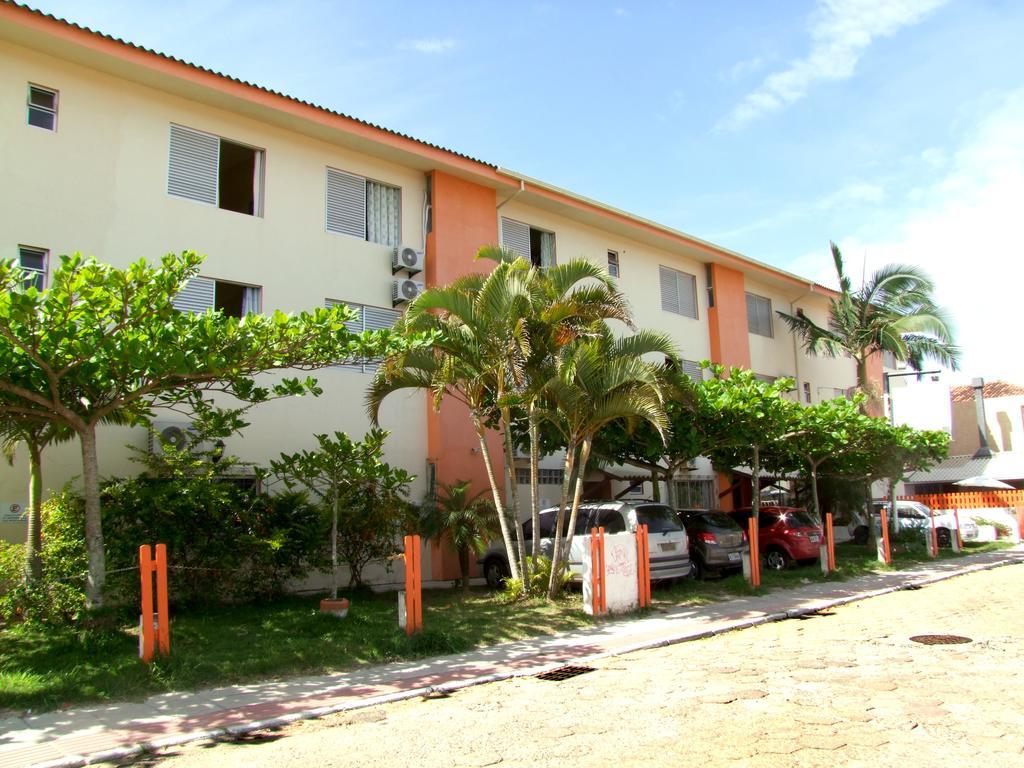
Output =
[
  {"x1": 168, "y1": 125, "x2": 219, "y2": 206},
  {"x1": 659, "y1": 266, "x2": 698, "y2": 319},
  {"x1": 325, "y1": 299, "x2": 399, "y2": 372},
  {"x1": 501, "y1": 218, "x2": 531, "y2": 260},
  {"x1": 326, "y1": 169, "x2": 367, "y2": 238},
  {"x1": 679, "y1": 359, "x2": 703, "y2": 384},
  {"x1": 746, "y1": 293, "x2": 774, "y2": 337},
  {"x1": 172, "y1": 276, "x2": 216, "y2": 314}
]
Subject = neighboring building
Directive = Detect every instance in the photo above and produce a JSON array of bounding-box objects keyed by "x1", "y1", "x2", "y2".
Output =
[
  {"x1": 905, "y1": 379, "x2": 1024, "y2": 493},
  {"x1": 0, "y1": 5, "x2": 865, "y2": 579}
]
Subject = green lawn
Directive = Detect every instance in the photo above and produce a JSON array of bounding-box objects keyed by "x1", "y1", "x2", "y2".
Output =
[{"x1": 1, "y1": 540, "x2": 1014, "y2": 714}]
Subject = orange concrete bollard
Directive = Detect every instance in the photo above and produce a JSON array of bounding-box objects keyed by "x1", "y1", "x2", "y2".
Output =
[
  {"x1": 139, "y1": 543, "x2": 170, "y2": 663},
  {"x1": 590, "y1": 526, "x2": 606, "y2": 616},
  {"x1": 402, "y1": 534, "x2": 422, "y2": 635},
  {"x1": 748, "y1": 518, "x2": 760, "y2": 588},
  {"x1": 635, "y1": 524, "x2": 650, "y2": 608},
  {"x1": 879, "y1": 508, "x2": 892, "y2": 565},
  {"x1": 928, "y1": 509, "x2": 939, "y2": 557}
]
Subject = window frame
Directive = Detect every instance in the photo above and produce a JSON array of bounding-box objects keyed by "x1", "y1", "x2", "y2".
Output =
[
  {"x1": 325, "y1": 298, "x2": 400, "y2": 373},
  {"x1": 746, "y1": 292, "x2": 774, "y2": 338},
  {"x1": 659, "y1": 265, "x2": 699, "y2": 319},
  {"x1": 167, "y1": 123, "x2": 265, "y2": 217},
  {"x1": 27, "y1": 84, "x2": 58, "y2": 131},
  {"x1": 17, "y1": 245, "x2": 48, "y2": 290},
  {"x1": 325, "y1": 167, "x2": 403, "y2": 247},
  {"x1": 607, "y1": 250, "x2": 620, "y2": 278}
]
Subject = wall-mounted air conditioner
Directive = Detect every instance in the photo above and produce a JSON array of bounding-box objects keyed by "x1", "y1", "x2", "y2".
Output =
[
  {"x1": 392, "y1": 278, "x2": 425, "y2": 306},
  {"x1": 392, "y1": 245, "x2": 425, "y2": 275},
  {"x1": 148, "y1": 421, "x2": 201, "y2": 454}
]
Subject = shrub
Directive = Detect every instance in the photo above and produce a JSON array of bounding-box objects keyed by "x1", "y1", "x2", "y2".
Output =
[
  {"x1": 972, "y1": 517, "x2": 1013, "y2": 538},
  {"x1": 0, "y1": 491, "x2": 87, "y2": 625}
]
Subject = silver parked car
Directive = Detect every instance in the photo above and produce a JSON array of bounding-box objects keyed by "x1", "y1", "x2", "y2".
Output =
[{"x1": 479, "y1": 500, "x2": 691, "y2": 587}]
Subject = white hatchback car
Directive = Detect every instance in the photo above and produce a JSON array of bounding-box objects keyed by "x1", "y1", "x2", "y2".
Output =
[{"x1": 871, "y1": 500, "x2": 978, "y2": 546}]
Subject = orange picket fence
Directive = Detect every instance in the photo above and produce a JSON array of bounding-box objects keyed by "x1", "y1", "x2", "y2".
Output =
[{"x1": 899, "y1": 490, "x2": 1024, "y2": 510}]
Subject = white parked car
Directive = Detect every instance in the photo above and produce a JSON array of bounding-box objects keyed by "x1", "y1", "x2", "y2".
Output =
[{"x1": 871, "y1": 500, "x2": 979, "y2": 546}]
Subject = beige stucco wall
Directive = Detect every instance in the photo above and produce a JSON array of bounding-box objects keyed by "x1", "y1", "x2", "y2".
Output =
[
  {"x1": 0, "y1": 40, "x2": 429, "y2": 540},
  {"x1": 499, "y1": 200, "x2": 712, "y2": 365},
  {"x1": 950, "y1": 395, "x2": 1024, "y2": 455}
]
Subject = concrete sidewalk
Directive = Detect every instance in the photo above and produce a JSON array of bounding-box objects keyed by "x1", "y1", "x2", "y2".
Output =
[{"x1": 3, "y1": 548, "x2": 1022, "y2": 768}]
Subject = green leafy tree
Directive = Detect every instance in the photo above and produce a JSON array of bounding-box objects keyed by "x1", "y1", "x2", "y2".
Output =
[
  {"x1": 0, "y1": 251, "x2": 415, "y2": 607},
  {"x1": 271, "y1": 429, "x2": 413, "y2": 595},
  {"x1": 777, "y1": 395, "x2": 876, "y2": 522},
  {"x1": 777, "y1": 243, "x2": 959, "y2": 413},
  {"x1": 419, "y1": 480, "x2": 497, "y2": 595},
  {"x1": 694, "y1": 366, "x2": 801, "y2": 525},
  {"x1": 541, "y1": 325, "x2": 675, "y2": 598},
  {"x1": 590, "y1": 369, "x2": 702, "y2": 506}
]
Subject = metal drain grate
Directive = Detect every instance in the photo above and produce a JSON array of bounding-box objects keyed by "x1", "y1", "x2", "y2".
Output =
[
  {"x1": 535, "y1": 665, "x2": 596, "y2": 682},
  {"x1": 910, "y1": 634, "x2": 972, "y2": 645}
]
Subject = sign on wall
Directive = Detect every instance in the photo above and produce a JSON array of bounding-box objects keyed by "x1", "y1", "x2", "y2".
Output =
[{"x1": 1, "y1": 503, "x2": 27, "y2": 524}]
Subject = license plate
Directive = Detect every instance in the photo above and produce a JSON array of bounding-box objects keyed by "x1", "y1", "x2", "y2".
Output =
[
  {"x1": 660, "y1": 542, "x2": 676, "y2": 552},
  {"x1": 728, "y1": 552, "x2": 741, "y2": 562},
  {"x1": 809, "y1": 535, "x2": 821, "y2": 543}
]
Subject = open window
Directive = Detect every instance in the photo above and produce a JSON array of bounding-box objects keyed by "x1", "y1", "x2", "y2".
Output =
[
  {"x1": 168, "y1": 124, "x2": 264, "y2": 216},
  {"x1": 172, "y1": 276, "x2": 261, "y2": 317},
  {"x1": 501, "y1": 217, "x2": 555, "y2": 268}
]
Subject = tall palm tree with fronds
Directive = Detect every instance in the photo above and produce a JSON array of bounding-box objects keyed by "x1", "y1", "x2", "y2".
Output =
[
  {"x1": 542, "y1": 325, "x2": 676, "y2": 598},
  {"x1": 777, "y1": 243, "x2": 959, "y2": 413},
  {"x1": 420, "y1": 480, "x2": 497, "y2": 595}
]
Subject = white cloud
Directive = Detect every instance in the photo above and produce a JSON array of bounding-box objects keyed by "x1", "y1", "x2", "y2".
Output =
[
  {"x1": 795, "y1": 89, "x2": 1024, "y2": 382},
  {"x1": 819, "y1": 181, "x2": 887, "y2": 209},
  {"x1": 723, "y1": 56, "x2": 765, "y2": 82},
  {"x1": 398, "y1": 38, "x2": 456, "y2": 54},
  {"x1": 719, "y1": 0, "x2": 949, "y2": 130}
]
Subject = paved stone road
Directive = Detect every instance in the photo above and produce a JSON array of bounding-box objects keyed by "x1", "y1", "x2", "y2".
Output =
[{"x1": 146, "y1": 565, "x2": 1024, "y2": 768}]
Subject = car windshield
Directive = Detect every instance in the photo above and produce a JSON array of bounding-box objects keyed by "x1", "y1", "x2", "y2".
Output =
[
  {"x1": 636, "y1": 505, "x2": 683, "y2": 533},
  {"x1": 699, "y1": 512, "x2": 738, "y2": 530},
  {"x1": 779, "y1": 511, "x2": 819, "y2": 528}
]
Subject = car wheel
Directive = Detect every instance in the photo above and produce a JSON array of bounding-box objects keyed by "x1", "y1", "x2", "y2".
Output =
[
  {"x1": 690, "y1": 558, "x2": 705, "y2": 580},
  {"x1": 852, "y1": 525, "x2": 869, "y2": 545},
  {"x1": 936, "y1": 528, "x2": 951, "y2": 548},
  {"x1": 764, "y1": 548, "x2": 790, "y2": 571},
  {"x1": 483, "y1": 557, "x2": 509, "y2": 589}
]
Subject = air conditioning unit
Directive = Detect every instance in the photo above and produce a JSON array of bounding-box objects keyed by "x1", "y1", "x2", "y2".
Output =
[
  {"x1": 148, "y1": 421, "x2": 200, "y2": 454},
  {"x1": 392, "y1": 278, "x2": 425, "y2": 306},
  {"x1": 392, "y1": 245, "x2": 425, "y2": 275}
]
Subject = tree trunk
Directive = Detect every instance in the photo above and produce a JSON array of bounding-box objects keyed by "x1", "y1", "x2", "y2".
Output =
[
  {"x1": 459, "y1": 545, "x2": 470, "y2": 596},
  {"x1": 501, "y1": 410, "x2": 528, "y2": 583},
  {"x1": 331, "y1": 486, "x2": 339, "y2": 600},
  {"x1": 528, "y1": 404, "x2": 541, "y2": 573},
  {"x1": 23, "y1": 439, "x2": 43, "y2": 584},
  {"x1": 80, "y1": 425, "x2": 105, "y2": 608},
  {"x1": 809, "y1": 461, "x2": 820, "y2": 520},
  {"x1": 547, "y1": 438, "x2": 578, "y2": 599},
  {"x1": 472, "y1": 415, "x2": 521, "y2": 582},
  {"x1": 856, "y1": 356, "x2": 880, "y2": 416},
  {"x1": 560, "y1": 437, "x2": 592, "y2": 556},
  {"x1": 650, "y1": 469, "x2": 661, "y2": 501}
]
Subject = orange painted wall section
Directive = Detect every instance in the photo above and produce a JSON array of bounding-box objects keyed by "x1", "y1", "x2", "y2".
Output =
[
  {"x1": 707, "y1": 263, "x2": 751, "y2": 370},
  {"x1": 425, "y1": 171, "x2": 504, "y2": 580}
]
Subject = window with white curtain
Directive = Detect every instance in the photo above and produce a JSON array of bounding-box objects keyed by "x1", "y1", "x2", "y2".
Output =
[
  {"x1": 326, "y1": 168, "x2": 402, "y2": 247},
  {"x1": 171, "y1": 277, "x2": 261, "y2": 318},
  {"x1": 325, "y1": 299, "x2": 400, "y2": 372}
]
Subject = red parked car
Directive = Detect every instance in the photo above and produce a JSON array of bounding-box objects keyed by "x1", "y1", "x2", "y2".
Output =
[{"x1": 727, "y1": 506, "x2": 823, "y2": 571}]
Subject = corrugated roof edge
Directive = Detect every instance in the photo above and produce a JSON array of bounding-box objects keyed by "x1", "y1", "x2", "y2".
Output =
[{"x1": 6, "y1": 1, "x2": 496, "y2": 169}]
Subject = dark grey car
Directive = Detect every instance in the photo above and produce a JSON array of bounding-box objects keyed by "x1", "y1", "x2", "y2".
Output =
[{"x1": 678, "y1": 509, "x2": 748, "y2": 579}]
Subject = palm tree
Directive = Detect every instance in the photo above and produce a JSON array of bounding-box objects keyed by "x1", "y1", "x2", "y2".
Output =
[
  {"x1": 542, "y1": 325, "x2": 676, "y2": 598},
  {"x1": 777, "y1": 243, "x2": 959, "y2": 414},
  {"x1": 420, "y1": 480, "x2": 497, "y2": 595},
  {"x1": 367, "y1": 263, "x2": 532, "y2": 583}
]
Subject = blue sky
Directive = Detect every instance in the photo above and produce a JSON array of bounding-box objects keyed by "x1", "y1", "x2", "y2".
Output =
[{"x1": 28, "y1": 0, "x2": 1024, "y2": 382}]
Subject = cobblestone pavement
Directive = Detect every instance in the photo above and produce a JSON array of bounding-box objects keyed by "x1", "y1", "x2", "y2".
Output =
[{"x1": 147, "y1": 564, "x2": 1024, "y2": 768}]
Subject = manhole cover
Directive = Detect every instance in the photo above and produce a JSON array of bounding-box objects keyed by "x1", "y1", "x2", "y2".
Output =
[
  {"x1": 535, "y1": 665, "x2": 596, "y2": 682},
  {"x1": 910, "y1": 634, "x2": 972, "y2": 645}
]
